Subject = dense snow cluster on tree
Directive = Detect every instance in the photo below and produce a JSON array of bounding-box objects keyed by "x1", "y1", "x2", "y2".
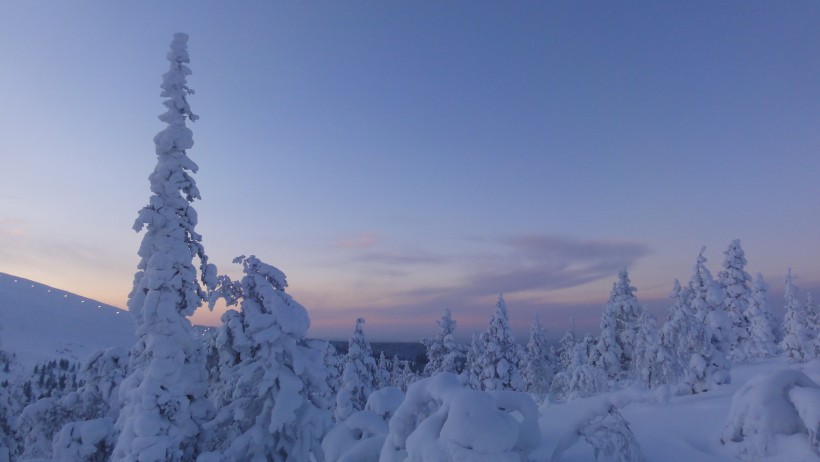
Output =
[{"x1": 5, "y1": 33, "x2": 820, "y2": 462}]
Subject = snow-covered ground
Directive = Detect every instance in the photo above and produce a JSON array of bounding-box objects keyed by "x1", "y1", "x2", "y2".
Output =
[
  {"x1": 535, "y1": 357, "x2": 820, "y2": 462},
  {"x1": 0, "y1": 273, "x2": 134, "y2": 368}
]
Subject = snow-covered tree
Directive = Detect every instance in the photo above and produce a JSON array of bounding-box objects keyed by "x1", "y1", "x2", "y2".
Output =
[
  {"x1": 322, "y1": 342, "x2": 343, "y2": 397},
  {"x1": 591, "y1": 270, "x2": 644, "y2": 381},
  {"x1": 805, "y1": 293, "x2": 820, "y2": 358},
  {"x1": 465, "y1": 332, "x2": 484, "y2": 389},
  {"x1": 335, "y1": 318, "x2": 377, "y2": 421},
  {"x1": 114, "y1": 33, "x2": 217, "y2": 462},
  {"x1": 422, "y1": 309, "x2": 464, "y2": 376},
  {"x1": 744, "y1": 273, "x2": 778, "y2": 358},
  {"x1": 476, "y1": 295, "x2": 524, "y2": 391},
  {"x1": 522, "y1": 315, "x2": 553, "y2": 398},
  {"x1": 682, "y1": 248, "x2": 731, "y2": 394},
  {"x1": 375, "y1": 352, "x2": 392, "y2": 390},
  {"x1": 199, "y1": 256, "x2": 332, "y2": 461},
  {"x1": 658, "y1": 280, "x2": 695, "y2": 386},
  {"x1": 718, "y1": 239, "x2": 752, "y2": 362},
  {"x1": 632, "y1": 310, "x2": 665, "y2": 389},
  {"x1": 390, "y1": 357, "x2": 417, "y2": 392},
  {"x1": 781, "y1": 269, "x2": 813, "y2": 363},
  {"x1": 555, "y1": 330, "x2": 577, "y2": 373},
  {"x1": 590, "y1": 308, "x2": 623, "y2": 381}
]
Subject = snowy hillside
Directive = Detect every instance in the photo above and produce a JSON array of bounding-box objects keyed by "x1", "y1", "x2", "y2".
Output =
[{"x1": 0, "y1": 273, "x2": 135, "y2": 368}]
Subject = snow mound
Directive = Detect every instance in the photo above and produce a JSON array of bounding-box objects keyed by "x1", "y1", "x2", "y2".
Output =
[
  {"x1": 381, "y1": 372, "x2": 540, "y2": 462},
  {"x1": 721, "y1": 368, "x2": 820, "y2": 459}
]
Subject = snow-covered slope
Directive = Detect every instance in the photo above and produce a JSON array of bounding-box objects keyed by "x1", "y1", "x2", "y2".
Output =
[
  {"x1": 535, "y1": 356, "x2": 820, "y2": 462},
  {"x1": 0, "y1": 273, "x2": 136, "y2": 368}
]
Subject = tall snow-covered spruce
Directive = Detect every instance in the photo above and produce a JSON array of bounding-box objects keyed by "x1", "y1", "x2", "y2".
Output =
[{"x1": 114, "y1": 33, "x2": 216, "y2": 462}]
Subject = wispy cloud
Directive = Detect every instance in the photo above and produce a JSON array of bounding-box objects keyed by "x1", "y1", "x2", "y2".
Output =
[
  {"x1": 333, "y1": 231, "x2": 381, "y2": 250},
  {"x1": 307, "y1": 233, "x2": 653, "y2": 339}
]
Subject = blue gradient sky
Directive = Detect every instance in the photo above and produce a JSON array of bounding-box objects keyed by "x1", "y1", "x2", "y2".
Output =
[{"x1": 2, "y1": 2, "x2": 819, "y2": 341}]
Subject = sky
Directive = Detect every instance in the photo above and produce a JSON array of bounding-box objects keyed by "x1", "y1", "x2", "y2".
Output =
[{"x1": 1, "y1": 1, "x2": 819, "y2": 342}]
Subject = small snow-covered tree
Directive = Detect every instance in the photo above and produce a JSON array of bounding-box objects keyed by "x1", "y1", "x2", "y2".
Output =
[
  {"x1": 389, "y1": 355, "x2": 415, "y2": 392},
  {"x1": 682, "y1": 248, "x2": 731, "y2": 394},
  {"x1": 590, "y1": 308, "x2": 623, "y2": 381},
  {"x1": 745, "y1": 273, "x2": 778, "y2": 358},
  {"x1": 591, "y1": 270, "x2": 643, "y2": 381},
  {"x1": 199, "y1": 256, "x2": 332, "y2": 461},
  {"x1": 375, "y1": 352, "x2": 393, "y2": 390},
  {"x1": 335, "y1": 318, "x2": 377, "y2": 421},
  {"x1": 322, "y1": 342, "x2": 343, "y2": 397},
  {"x1": 476, "y1": 295, "x2": 524, "y2": 391},
  {"x1": 522, "y1": 315, "x2": 554, "y2": 398},
  {"x1": 718, "y1": 239, "x2": 752, "y2": 362},
  {"x1": 781, "y1": 269, "x2": 813, "y2": 363},
  {"x1": 114, "y1": 33, "x2": 216, "y2": 462},
  {"x1": 805, "y1": 293, "x2": 820, "y2": 358},
  {"x1": 465, "y1": 332, "x2": 484, "y2": 389},
  {"x1": 555, "y1": 330, "x2": 577, "y2": 374},
  {"x1": 632, "y1": 310, "x2": 665, "y2": 389},
  {"x1": 422, "y1": 309, "x2": 464, "y2": 376},
  {"x1": 658, "y1": 280, "x2": 695, "y2": 386}
]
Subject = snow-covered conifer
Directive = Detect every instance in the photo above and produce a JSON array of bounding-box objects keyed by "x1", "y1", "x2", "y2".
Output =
[
  {"x1": 375, "y1": 352, "x2": 392, "y2": 390},
  {"x1": 476, "y1": 295, "x2": 524, "y2": 391},
  {"x1": 591, "y1": 270, "x2": 644, "y2": 381},
  {"x1": 718, "y1": 239, "x2": 752, "y2": 362},
  {"x1": 682, "y1": 248, "x2": 731, "y2": 393},
  {"x1": 632, "y1": 310, "x2": 665, "y2": 389},
  {"x1": 465, "y1": 332, "x2": 484, "y2": 389},
  {"x1": 555, "y1": 330, "x2": 577, "y2": 374},
  {"x1": 744, "y1": 273, "x2": 778, "y2": 358},
  {"x1": 199, "y1": 256, "x2": 331, "y2": 461},
  {"x1": 590, "y1": 308, "x2": 623, "y2": 381},
  {"x1": 522, "y1": 315, "x2": 553, "y2": 398},
  {"x1": 805, "y1": 293, "x2": 820, "y2": 358},
  {"x1": 114, "y1": 33, "x2": 217, "y2": 462},
  {"x1": 422, "y1": 309, "x2": 464, "y2": 376},
  {"x1": 658, "y1": 280, "x2": 695, "y2": 386},
  {"x1": 781, "y1": 269, "x2": 813, "y2": 363},
  {"x1": 335, "y1": 318, "x2": 377, "y2": 421}
]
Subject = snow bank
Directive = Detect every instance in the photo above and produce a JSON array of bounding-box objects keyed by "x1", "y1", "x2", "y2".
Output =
[
  {"x1": 380, "y1": 372, "x2": 539, "y2": 462},
  {"x1": 721, "y1": 368, "x2": 820, "y2": 459},
  {"x1": 323, "y1": 387, "x2": 404, "y2": 462}
]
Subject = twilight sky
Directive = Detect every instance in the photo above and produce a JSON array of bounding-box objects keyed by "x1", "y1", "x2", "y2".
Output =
[{"x1": 1, "y1": 2, "x2": 819, "y2": 341}]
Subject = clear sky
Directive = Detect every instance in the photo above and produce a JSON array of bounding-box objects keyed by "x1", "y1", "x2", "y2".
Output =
[{"x1": 2, "y1": 1, "x2": 819, "y2": 341}]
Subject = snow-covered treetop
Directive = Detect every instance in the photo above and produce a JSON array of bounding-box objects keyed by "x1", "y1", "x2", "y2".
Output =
[
  {"x1": 486, "y1": 294, "x2": 515, "y2": 344},
  {"x1": 719, "y1": 239, "x2": 752, "y2": 305},
  {"x1": 234, "y1": 255, "x2": 308, "y2": 337},
  {"x1": 784, "y1": 268, "x2": 798, "y2": 303},
  {"x1": 689, "y1": 247, "x2": 724, "y2": 309},
  {"x1": 129, "y1": 32, "x2": 215, "y2": 321}
]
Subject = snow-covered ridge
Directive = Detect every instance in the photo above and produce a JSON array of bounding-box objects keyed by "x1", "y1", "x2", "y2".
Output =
[{"x1": 0, "y1": 273, "x2": 135, "y2": 368}]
